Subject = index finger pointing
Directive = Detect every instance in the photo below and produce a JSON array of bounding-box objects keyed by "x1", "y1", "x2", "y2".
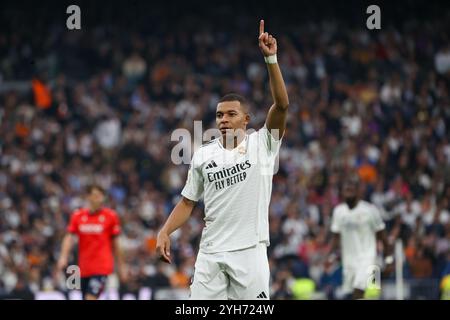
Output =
[{"x1": 259, "y1": 19, "x2": 264, "y2": 36}]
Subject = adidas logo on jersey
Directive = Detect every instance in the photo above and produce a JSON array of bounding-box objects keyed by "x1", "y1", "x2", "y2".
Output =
[
  {"x1": 256, "y1": 291, "x2": 267, "y2": 299},
  {"x1": 205, "y1": 160, "x2": 218, "y2": 170}
]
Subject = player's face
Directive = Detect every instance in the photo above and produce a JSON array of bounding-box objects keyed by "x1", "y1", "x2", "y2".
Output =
[
  {"x1": 87, "y1": 188, "x2": 105, "y2": 207},
  {"x1": 216, "y1": 101, "x2": 249, "y2": 136},
  {"x1": 342, "y1": 180, "x2": 358, "y2": 199}
]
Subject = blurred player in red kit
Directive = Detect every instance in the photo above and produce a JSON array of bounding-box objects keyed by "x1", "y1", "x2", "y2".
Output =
[{"x1": 57, "y1": 184, "x2": 128, "y2": 300}]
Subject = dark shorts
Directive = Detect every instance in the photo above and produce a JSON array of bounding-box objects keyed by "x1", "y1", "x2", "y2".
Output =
[{"x1": 80, "y1": 275, "x2": 108, "y2": 299}]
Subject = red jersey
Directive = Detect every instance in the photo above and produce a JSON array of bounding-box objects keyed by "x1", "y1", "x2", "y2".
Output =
[{"x1": 67, "y1": 207, "x2": 121, "y2": 277}]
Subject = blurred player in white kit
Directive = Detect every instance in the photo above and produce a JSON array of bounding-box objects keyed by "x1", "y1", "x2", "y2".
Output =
[{"x1": 328, "y1": 174, "x2": 394, "y2": 299}]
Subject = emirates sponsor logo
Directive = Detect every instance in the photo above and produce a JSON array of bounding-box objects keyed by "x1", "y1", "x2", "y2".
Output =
[{"x1": 207, "y1": 160, "x2": 252, "y2": 190}]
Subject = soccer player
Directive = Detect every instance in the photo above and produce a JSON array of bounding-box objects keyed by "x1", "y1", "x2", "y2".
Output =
[
  {"x1": 328, "y1": 174, "x2": 393, "y2": 299},
  {"x1": 156, "y1": 20, "x2": 289, "y2": 300},
  {"x1": 57, "y1": 184, "x2": 128, "y2": 300}
]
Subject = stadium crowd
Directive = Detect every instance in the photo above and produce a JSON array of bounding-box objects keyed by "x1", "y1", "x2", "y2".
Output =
[{"x1": 0, "y1": 1, "x2": 449, "y2": 299}]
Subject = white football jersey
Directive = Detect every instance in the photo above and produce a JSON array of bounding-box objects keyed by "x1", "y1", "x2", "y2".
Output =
[
  {"x1": 181, "y1": 125, "x2": 282, "y2": 253},
  {"x1": 331, "y1": 200, "x2": 385, "y2": 267}
]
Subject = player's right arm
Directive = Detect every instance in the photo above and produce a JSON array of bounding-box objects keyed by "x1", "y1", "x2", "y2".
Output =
[
  {"x1": 57, "y1": 210, "x2": 80, "y2": 272},
  {"x1": 157, "y1": 146, "x2": 204, "y2": 263},
  {"x1": 156, "y1": 197, "x2": 196, "y2": 264},
  {"x1": 327, "y1": 206, "x2": 341, "y2": 260},
  {"x1": 57, "y1": 233, "x2": 75, "y2": 272}
]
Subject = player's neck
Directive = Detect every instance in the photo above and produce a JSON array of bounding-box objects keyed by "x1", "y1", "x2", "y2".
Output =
[
  {"x1": 88, "y1": 205, "x2": 102, "y2": 214},
  {"x1": 345, "y1": 198, "x2": 359, "y2": 209}
]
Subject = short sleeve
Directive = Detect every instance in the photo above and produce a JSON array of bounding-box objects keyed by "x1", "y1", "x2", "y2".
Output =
[
  {"x1": 258, "y1": 124, "x2": 283, "y2": 157},
  {"x1": 67, "y1": 212, "x2": 79, "y2": 234},
  {"x1": 330, "y1": 208, "x2": 341, "y2": 234},
  {"x1": 181, "y1": 152, "x2": 204, "y2": 202},
  {"x1": 110, "y1": 212, "x2": 121, "y2": 236},
  {"x1": 371, "y1": 205, "x2": 385, "y2": 232}
]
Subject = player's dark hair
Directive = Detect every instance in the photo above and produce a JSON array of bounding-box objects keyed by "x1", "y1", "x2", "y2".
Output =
[
  {"x1": 218, "y1": 93, "x2": 249, "y2": 113},
  {"x1": 86, "y1": 184, "x2": 106, "y2": 195}
]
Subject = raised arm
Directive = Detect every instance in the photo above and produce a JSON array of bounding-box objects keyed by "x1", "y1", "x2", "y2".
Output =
[{"x1": 258, "y1": 20, "x2": 289, "y2": 138}]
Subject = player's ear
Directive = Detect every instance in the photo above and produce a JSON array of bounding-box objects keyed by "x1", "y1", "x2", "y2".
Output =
[{"x1": 244, "y1": 112, "x2": 250, "y2": 126}]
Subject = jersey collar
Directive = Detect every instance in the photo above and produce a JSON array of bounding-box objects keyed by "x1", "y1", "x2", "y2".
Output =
[{"x1": 88, "y1": 207, "x2": 103, "y2": 215}]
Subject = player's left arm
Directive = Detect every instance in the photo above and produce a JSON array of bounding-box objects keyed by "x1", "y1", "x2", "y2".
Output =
[
  {"x1": 111, "y1": 213, "x2": 128, "y2": 283},
  {"x1": 327, "y1": 208, "x2": 341, "y2": 261},
  {"x1": 373, "y1": 205, "x2": 394, "y2": 266},
  {"x1": 376, "y1": 229, "x2": 393, "y2": 260},
  {"x1": 112, "y1": 237, "x2": 128, "y2": 283},
  {"x1": 259, "y1": 20, "x2": 289, "y2": 139}
]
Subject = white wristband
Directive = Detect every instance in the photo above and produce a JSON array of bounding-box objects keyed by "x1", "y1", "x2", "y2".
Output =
[
  {"x1": 384, "y1": 255, "x2": 394, "y2": 264},
  {"x1": 264, "y1": 54, "x2": 277, "y2": 64}
]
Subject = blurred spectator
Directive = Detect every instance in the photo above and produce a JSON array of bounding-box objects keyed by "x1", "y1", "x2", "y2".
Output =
[
  {"x1": 7, "y1": 273, "x2": 35, "y2": 300},
  {"x1": 435, "y1": 45, "x2": 450, "y2": 75},
  {"x1": 319, "y1": 255, "x2": 342, "y2": 300}
]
